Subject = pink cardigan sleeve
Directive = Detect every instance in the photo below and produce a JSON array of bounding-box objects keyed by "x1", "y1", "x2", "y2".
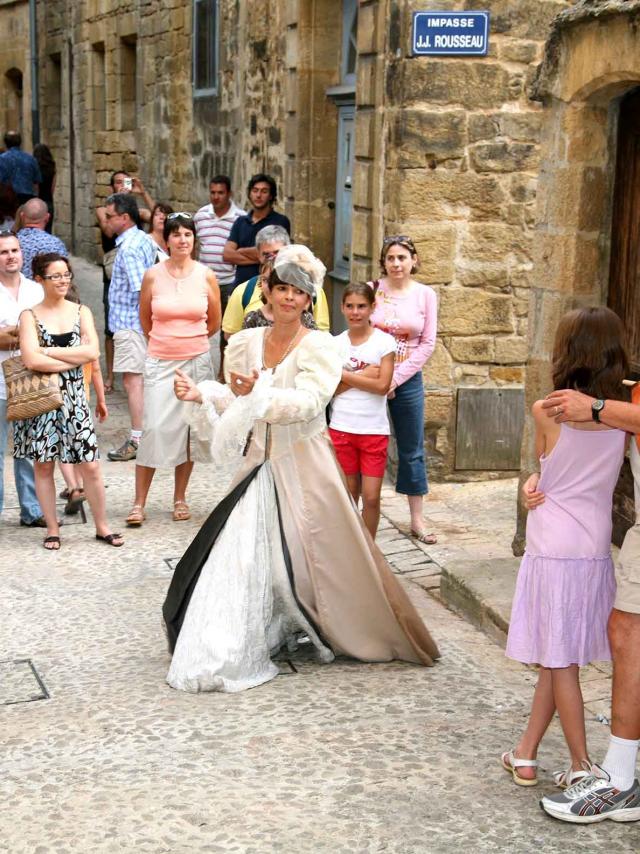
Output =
[{"x1": 393, "y1": 286, "x2": 438, "y2": 389}]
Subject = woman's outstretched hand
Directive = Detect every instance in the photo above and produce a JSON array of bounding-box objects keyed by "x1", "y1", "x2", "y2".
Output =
[
  {"x1": 230, "y1": 370, "x2": 259, "y2": 397},
  {"x1": 522, "y1": 472, "x2": 544, "y2": 510},
  {"x1": 174, "y1": 368, "x2": 202, "y2": 403}
]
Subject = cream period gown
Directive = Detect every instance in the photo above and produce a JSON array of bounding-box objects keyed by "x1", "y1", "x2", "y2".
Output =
[{"x1": 163, "y1": 328, "x2": 439, "y2": 692}]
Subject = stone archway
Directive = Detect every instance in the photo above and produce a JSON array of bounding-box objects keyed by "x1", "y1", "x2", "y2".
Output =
[{"x1": 514, "y1": 0, "x2": 640, "y2": 553}]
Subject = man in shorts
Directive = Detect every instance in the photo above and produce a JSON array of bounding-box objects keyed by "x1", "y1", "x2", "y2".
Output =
[
  {"x1": 103, "y1": 193, "x2": 156, "y2": 461},
  {"x1": 528, "y1": 389, "x2": 640, "y2": 823},
  {"x1": 96, "y1": 171, "x2": 154, "y2": 392}
]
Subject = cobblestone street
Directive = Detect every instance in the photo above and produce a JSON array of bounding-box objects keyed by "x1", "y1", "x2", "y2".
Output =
[{"x1": 1, "y1": 259, "x2": 637, "y2": 852}]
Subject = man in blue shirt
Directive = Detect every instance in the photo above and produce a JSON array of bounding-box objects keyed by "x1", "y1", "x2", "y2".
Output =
[
  {"x1": 104, "y1": 193, "x2": 156, "y2": 461},
  {"x1": 16, "y1": 198, "x2": 67, "y2": 277},
  {"x1": 0, "y1": 132, "x2": 42, "y2": 205},
  {"x1": 223, "y1": 173, "x2": 291, "y2": 286}
]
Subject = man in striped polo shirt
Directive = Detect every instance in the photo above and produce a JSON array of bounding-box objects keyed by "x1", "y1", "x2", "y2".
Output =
[{"x1": 194, "y1": 175, "x2": 244, "y2": 312}]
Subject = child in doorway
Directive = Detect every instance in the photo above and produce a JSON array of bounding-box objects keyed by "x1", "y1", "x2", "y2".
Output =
[
  {"x1": 502, "y1": 306, "x2": 629, "y2": 789},
  {"x1": 329, "y1": 283, "x2": 396, "y2": 538}
]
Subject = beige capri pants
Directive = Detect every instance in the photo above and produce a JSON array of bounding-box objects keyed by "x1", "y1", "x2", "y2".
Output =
[{"x1": 136, "y1": 350, "x2": 214, "y2": 468}]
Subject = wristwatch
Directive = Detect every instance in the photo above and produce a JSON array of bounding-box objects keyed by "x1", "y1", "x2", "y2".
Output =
[{"x1": 591, "y1": 399, "x2": 605, "y2": 423}]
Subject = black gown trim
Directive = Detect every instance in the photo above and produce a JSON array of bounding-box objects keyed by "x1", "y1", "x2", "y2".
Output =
[
  {"x1": 162, "y1": 463, "x2": 331, "y2": 657},
  {"x1": 162, "y1": 465, "x2": 262, "y2": 652}
]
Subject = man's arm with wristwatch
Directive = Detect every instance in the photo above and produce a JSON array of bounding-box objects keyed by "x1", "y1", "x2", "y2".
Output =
[
  {"x1": 541, "y1": 389, "x2": 640, "y2": 432},
  {"x1": 521, "y1": 389, "x2": 640, "y2": 510}
]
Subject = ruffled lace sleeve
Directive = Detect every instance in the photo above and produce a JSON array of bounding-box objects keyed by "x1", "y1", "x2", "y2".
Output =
[
  {"x1": 183, "y1": 381, "x2": 234, "y2": 438},
  {"x1": 263, "y1": 332, "x2": 342, "y2": 425}
]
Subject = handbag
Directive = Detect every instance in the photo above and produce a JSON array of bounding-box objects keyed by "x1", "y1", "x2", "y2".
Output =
[
  {"x1": 102, "y1": 247, "x2": 118, "y2": 281},
  {"x1": 2, "y1": 314, "x2": 63, "y2": 421}
]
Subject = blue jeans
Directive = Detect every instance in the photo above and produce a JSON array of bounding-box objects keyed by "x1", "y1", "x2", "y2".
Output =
[
  {"x1": 0, "y1": 398, "x2": 42, "y2": 523},
  {"x1": 388, "y1": 371, "x2": 428, "y2": 496}
]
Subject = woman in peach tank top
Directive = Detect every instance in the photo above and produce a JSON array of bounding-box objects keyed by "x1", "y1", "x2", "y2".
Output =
[{"x1": 125, "y1": 214, "x2": 221, "y2": 527}]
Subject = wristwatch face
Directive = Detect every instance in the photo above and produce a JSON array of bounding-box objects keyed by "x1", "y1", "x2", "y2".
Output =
[{"x1": 592, "y1": 399, "x2": 605, "y2": 413}]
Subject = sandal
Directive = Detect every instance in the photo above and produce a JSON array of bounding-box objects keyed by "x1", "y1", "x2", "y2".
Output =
[
  {"x1": 96, "y1": 532, "x2": 124, "y2": 547},
  {"x1": 501, "y1": 749, "x2": 538, "y2": 787},
  {"x1": 126, "y1": 504, "x2": 145, "y2": 527},
  {"x1": 173, "y1": 500, "x2": 191, "y2": 522},
  {"x1": 552, "y1": 760, "x2": 593, "y2": 789},
  {"x1": 64, "y1": 488, "x2": 86, "y2": 516},
  {"x1": 59, "y1": 487, "x2": 71, "y2": 500},
  {"x1": 43, "y1": 535, "x2": 61, "y2": 551},
  {"x1": 410, "y1": 528, "x2": 438, "y2": 545}
]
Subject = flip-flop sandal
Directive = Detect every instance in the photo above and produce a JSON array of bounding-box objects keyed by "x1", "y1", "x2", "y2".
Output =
[
  {"x1": 96, "y1": 533, "x2": 124, "y2": 547},
  {"x1": 43, "y1": 535, "x2": 61, "y2": 551},
  {"x1": 173, "y1": 501, "x2": 191, "y2": 521},
  {"x1": 410, "y1": 529, "x2": 438, "y2": 545},
  {"x1": 552, "y1": 761, "x2": 592, "y2": 789},
  {"x1": 64, "y1": 488, "x2": 86, "y2": 516},
  {"x1": 501, "y1": 749, "x2": 538, "y2": 786},
  {"x1": 126, "y1": 505, "x2": 145, "y2": 527}
]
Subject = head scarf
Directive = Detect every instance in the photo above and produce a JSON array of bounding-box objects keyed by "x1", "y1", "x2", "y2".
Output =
[{"x1": 273, "y1": 244, "x2": 326, "y2": 298}]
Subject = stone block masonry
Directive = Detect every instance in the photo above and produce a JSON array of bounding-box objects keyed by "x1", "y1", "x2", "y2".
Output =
[{"x1": 347, "y1": 0, "x2": 575, "y2": 479}]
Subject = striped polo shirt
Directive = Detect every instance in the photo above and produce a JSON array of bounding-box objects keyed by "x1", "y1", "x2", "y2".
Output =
[{"x1": 194, "y1": 201, "x2": 245, "y2": 287}]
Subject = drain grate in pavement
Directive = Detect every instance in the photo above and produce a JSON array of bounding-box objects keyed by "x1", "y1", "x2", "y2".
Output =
[
  {"x1": 164, "y1": 557, "x2": 179, "y2": 571},
  {"x1": 1, "y1": 659, "x2": 50, "y2": 705}
]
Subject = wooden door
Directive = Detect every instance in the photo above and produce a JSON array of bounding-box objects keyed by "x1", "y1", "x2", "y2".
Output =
[{"x1": 609, "y1": 88, "x2": 640, "y2": 370}]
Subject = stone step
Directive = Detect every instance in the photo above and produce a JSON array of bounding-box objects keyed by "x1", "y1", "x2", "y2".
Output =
[{"x1": 439, "y1": 557, "x2": 520, "y2": 647}]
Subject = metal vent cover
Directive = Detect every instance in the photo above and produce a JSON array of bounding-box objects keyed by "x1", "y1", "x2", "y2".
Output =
[{"x1": 455, "y1": 387, "x2": 524, "y2": 471}]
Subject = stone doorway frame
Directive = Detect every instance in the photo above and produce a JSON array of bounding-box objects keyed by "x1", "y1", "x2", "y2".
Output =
[{"x1": 514, "y1": 1, "x2": 640, "y2": 553}]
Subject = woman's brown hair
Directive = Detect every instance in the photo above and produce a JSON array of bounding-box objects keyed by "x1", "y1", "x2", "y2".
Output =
[
  {"x1": 379, "y1": 235, "x2": 418, "y2": 274},
  {"x1": 552, "y1": 306, "x2": 629, "y2": 401}
]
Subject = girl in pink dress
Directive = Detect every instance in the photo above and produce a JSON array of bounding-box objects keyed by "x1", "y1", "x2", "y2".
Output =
[{"x1": 502, "y1": 307, "x2": 629, "y2": 789}]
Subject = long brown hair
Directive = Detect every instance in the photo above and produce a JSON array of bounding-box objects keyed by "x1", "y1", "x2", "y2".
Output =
[{"x1": 552, "y1": 306, "x2": 629, "y2": 400}]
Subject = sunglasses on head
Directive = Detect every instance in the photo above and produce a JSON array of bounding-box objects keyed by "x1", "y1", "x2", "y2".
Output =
[
  {"x1": 167, "y1": 212, "x2": 194, "y2": 221},
  {"x1": 383, "y1": 234, "x2": 415, "y2": 249}
]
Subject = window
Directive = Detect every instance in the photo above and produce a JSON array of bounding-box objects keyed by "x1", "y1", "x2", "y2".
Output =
[
  {"x1": 92, "y1": 43, "x2": 106, "y2": 132},
  {"x1": 120, "y1": 36, "x2": 137, "y2": 131},
  {"x1": 193, "y1": 0, "x2": 219, "y2": 97},
  {"x1": 45, "y1": 54, "x2": 62, "y2": 130},
  {"x1": 341, "y1": 0, "x2": 357, "y2": 85}
]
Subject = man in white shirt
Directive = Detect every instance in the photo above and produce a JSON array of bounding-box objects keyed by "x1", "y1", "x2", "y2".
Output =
[
  {"x1": 193, "y1": 175, "x2": 244, "y2": 312},
  {"x1": 0, "y1": 232, "x2": 45, "y2": 526}
]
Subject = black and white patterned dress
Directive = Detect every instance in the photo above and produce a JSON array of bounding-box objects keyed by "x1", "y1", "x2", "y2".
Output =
[{"x1": 13, "y1": 311, "x2": 99, "y2": 463}]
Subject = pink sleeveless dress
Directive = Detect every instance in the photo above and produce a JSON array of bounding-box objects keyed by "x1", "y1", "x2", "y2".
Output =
[{"x1": 506, "y1": 423, "x2": 626, "y2": 668}]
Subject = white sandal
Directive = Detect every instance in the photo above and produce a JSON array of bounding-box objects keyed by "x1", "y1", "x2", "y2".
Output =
[
  {"x1": 552, "y1": 760, "x2": 593, "y2": 789},
  {"x1": 501, "y1": 749, "x2": 538, "y2": 787}
]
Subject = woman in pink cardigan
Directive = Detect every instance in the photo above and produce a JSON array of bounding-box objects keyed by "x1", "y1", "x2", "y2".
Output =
[{"x1": 370, "y1": 236, "x2": 438, "y2": 543}]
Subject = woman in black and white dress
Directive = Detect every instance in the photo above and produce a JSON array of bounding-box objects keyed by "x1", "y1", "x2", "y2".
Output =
[{"x1": 14, "y1": 252, "x2": 123, "y2": 551}]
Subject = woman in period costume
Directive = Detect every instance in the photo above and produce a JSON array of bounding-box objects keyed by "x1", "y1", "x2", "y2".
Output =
[{"x1": 162, "y1": 245, "x2": 439, "y2": 693}]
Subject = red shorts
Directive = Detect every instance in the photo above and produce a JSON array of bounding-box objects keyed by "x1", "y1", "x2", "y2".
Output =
[{"x1": 329, "y1": 429, "x2": 389, "y2": 478}]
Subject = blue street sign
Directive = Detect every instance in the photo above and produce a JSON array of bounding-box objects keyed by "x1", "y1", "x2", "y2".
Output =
[{"x1": 412, "y1": 11, "x2": 490, "y2": 56}]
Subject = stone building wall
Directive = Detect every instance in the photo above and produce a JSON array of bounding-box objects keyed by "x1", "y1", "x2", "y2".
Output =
[
  {"x1": 0, "y1": 0, "x2": 32, "y2": 151},
  {"x1": 37, "y1": 0, "x2": 290, "y2": 259},
  {"x1": 38, "y1": 0, "x2": 640, "y2": 492},
  {"x1": 349, "y1": 0, "x2": 576, "y2": 479}
]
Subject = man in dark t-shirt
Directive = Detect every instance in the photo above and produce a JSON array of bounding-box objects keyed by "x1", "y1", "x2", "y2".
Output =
[{"x1": 223, "y1": 173, "x2": 291, "y2": 285}]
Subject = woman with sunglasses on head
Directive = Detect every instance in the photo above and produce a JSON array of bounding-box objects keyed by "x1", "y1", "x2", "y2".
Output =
[
  {"x1": 370, "y1": 236, "x2": 438, "y2": 544},
  {"x1": 162, "y1": 244, "x2": 439, "y2": 694},
  {"x1": 125, "y1": 213, "x2": 221, "y2": 527},
  {"x1": 14, "y1": 253, "x2": 123, "y2": 550},
  {"x1": 146, "y1": 202, "x2": 174, "y2": 263}
]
